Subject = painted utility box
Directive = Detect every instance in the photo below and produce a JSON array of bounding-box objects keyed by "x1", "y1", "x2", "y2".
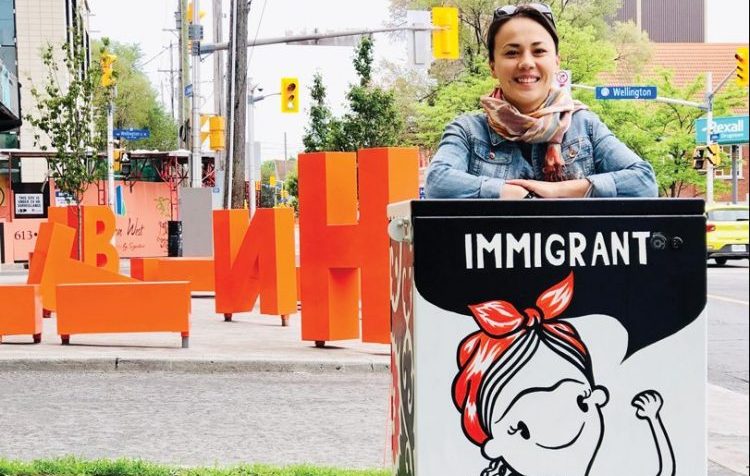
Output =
[{"x1": 389, "y1": 199, "x2": 706, "y2": 476}]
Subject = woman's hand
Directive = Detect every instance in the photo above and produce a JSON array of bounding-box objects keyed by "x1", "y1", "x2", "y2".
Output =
[
  {"x1": 506, "y1": 179, "x2": 591, "y2": 198},
  {"x1": 500, "y1": 183, "x2": 532, "y2": 200}
]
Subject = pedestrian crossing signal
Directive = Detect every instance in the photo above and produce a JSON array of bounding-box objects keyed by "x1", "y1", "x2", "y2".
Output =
[{"x1": 281, "y1": 77, "x2": 299, "y2": 113}]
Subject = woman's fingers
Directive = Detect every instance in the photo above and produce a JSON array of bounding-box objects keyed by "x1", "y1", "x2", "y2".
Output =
[{"x1": 501, "y1": 183, "x2": 531, "y2": 200}]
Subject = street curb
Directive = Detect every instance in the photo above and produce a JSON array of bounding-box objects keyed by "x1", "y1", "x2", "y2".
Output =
[{"x1": 0, "y1": 357, "x2": 391, "y2": 374}]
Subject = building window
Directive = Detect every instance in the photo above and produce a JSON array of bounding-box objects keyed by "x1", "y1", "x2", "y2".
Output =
[{"x1": 715, "y1": 146, "x2": 745, "y2": 180}]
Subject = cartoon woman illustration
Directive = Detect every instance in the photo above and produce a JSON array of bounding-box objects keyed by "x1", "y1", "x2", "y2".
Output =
[{"x1": 452, "y1": 272, "x2": 674, "y2": 476}]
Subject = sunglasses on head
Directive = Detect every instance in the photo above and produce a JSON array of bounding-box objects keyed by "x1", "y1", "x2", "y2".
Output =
[{"x1": 493, "y1": 3, "x2": 556, "y2": 27}]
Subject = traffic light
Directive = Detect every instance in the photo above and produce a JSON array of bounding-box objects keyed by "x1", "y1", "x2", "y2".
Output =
[
  {"x1": 706, "y1": 143, "x2": 722, "y2": 166},
  {"x1": 692, "y1": 146, "x2": 706, "y2": 170},
  {"x1": 692, "y1": 144, "x2": 723, "y2": 169},
  {"x1": 208, "y1": 116, "x2": 225, "y2": 150},
  {"x1": 185, "y1": 2, "x2": 206, "y2": 23},
  {"x1": 113, "y1": 148, "x2": 124, "y2": 172},
  {"x1": 200, "y1": 114, "x2": 210, "y2": 145},
  {"x1": 100, "y1": 52, "x2": 117, "y2": 87},
  {"x1": 198, "y1": 115, "x2": 226, "y2": 151},
  {"x1": 281, "y1": 77, "x2": 299, "y2": 113},
  {"x1": 432, "y1": 7, "x2": 460, "y2": 60},
  {"x1": 735, "y1": 46, "x2": 749, "y2": 88}
]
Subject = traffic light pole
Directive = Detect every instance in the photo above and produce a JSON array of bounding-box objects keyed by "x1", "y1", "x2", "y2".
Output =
[
  {"x1": 703, "y1": 68, "x2": 736, "y2": 204},
  {"x1": 106, "y1": 94, "x2": 116, "y2": 215},
  {"x1": 247, "y1": 88, "x2": 280, "y2": 215},
  {"x1": 199, "y1": 24, "x2": 445, "y2": 54},
  {"x1": 705, "y1": 72, "x2": 714, "y2": 204}
]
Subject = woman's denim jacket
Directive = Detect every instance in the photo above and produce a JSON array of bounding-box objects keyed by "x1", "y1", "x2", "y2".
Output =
[{"x1": 425, "y1": 110, "x2": 658, "y2": 198}]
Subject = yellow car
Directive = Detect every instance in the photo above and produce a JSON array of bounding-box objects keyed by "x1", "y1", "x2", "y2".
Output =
[{"x1": 706, "y1": 204, "x2": 749, "y2": 265}]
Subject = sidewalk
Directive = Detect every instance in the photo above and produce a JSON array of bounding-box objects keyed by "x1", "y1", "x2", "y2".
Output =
[{"x1": 0, "y1": 269, "x2": 390, "y2": 373}]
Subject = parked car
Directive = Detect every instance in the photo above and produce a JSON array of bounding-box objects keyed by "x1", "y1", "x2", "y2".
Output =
[{"x1": 706, "y1": 204, "x2": 749, "y2": 265}]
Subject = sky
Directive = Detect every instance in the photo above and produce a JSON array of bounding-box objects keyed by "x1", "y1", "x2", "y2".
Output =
[
  {"x1": 87, "y1": 0, "x2": 410, "y2": 162},
  {"x1": 86, "y1": 0, "x2": 750, "y2": 163}
]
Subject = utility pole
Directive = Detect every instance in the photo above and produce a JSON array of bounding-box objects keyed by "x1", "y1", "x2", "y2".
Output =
[
  {"x1": 213, "y1": 0, "x2": 224, "y2": 171},
  {"x1": 157, "y1": 41, "x2": 177, "y2": 120},
  {"x1": 190, "y1": 0, "x2": 203, "y2": 188},
  {"x1": 223, "y1": 0, "x2": 237, "y2": 209},
  {"x1": 169, "y1": 41, "x2": 175, "y2": 120},
  {"x1": 225, "y1": 0, "x2": 248, "y2": 208},
  {"x1": 175, "y1": 0, "x2": 188, "y2": 149}
]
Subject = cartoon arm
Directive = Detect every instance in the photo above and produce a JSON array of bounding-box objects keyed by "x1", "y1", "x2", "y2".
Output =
[{"x1": 632, "y1": 390, "x2": 675, "y2": 476}]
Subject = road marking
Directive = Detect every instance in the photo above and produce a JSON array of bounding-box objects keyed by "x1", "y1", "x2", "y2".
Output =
[{"x1": 708, "y1": 294, "x2": 750, "y2": 306}]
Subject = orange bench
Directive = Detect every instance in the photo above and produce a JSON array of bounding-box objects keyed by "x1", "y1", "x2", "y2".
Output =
[
  {"x1": 131, "y1": 257, "x2": 215, "y2": 293},
  {"x1": 0, "y1": 285, "x2": 43, "y2": 343},
  {"x1": 56, "y1": 281, "x2": 191, "y2": 348}
]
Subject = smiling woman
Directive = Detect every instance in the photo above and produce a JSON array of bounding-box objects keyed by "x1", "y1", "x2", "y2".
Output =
[{"x1": 424, "y1": 3, "x2": 658, "y2": 200}]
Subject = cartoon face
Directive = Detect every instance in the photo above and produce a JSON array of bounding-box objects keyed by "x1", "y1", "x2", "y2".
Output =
[{"x1": 482, "y1": 343, "x2": 609, "y2": 476}]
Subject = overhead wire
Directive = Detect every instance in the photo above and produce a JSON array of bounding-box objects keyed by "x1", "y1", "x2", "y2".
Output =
[{"x1": 246, "y1": 0, "x2": 268, "y2": 70}]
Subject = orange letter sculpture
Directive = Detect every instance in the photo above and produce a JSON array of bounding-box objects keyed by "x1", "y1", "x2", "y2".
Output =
[
  {"x1": 213, "y1": 207, "x2": 297, "y2": 324},
  {"x1": 81, "y1": 205, "x2": 118, "y2": 273},
  {"x1": 298, "y1": 148, "x2": 419, "y2": 345},
  {"x1": 48, "y1": 206, "x2": 80, "y2": 259},
  {"x1": 27, "y1": 221, "x2": 133, "y2": 311},
  {"x1": 47, "y1": 205, "x2": 118, "y2": 271}
]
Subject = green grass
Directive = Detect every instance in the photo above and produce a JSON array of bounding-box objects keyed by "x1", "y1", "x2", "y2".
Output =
[{"x1": 0, "y1": 458, "x2": 390, "y2": 476}]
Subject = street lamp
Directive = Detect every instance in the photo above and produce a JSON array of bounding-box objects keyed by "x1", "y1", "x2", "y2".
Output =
[{"x1": 246, "y1": 80, "x2": 280, "y2": 215}]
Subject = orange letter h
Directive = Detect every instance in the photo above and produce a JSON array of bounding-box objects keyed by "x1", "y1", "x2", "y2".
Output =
[{"x1": 298, "y1": 148, "x2": 418, "y2": 344}]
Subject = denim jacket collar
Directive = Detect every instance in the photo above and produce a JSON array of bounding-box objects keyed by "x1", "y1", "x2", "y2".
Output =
[{"x1": 482, "y1": 113, "x2": 507, "y2": 146}]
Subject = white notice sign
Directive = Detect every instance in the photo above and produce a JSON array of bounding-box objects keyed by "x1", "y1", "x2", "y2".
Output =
[{"x1": 15, "y1": 193, "x2": 44, "y2": 215}]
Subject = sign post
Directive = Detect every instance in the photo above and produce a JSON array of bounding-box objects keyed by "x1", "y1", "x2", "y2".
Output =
[
  {"x1": 389, "y1": 199, "x2": 706, "y2": 476},
  {"x1": 554, "y1": 69, "x2": 571, "y2": 94}
]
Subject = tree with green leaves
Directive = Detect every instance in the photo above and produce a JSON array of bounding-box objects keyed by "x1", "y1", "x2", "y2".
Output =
[
  {"x1": 583, "y1": 70, "x2": 746, "y2": 197},
  {"x1": 285, "y1": 168, "x2": 299, "y2": 213},
  {"x1": 386, "y1": 0, "x2": 650, "y2": 148},
  {"x1": 328, "y1": 36, "x2": 404, "y2": 151},
  {"x1": 91, "y1": 39, "x2": 177, "y2": 151},
  {"x1": 25, "y1": 27, "x2": 107, "y2": 205},
  {"x1": 259, "y1": 160, "x2": 277, "y2": 208},
  {"x1": 302, "y1": 72, "x2": 334, "y2": 152}
]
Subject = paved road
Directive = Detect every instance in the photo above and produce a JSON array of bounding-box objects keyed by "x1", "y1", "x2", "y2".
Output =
[
  {"x1": 707, "y1": 259, "x2": 749, "y2": 395},
  {"x1": 0, "y1": 370, "x2": 745, "y2": 475},
  {"x1": 0, "y1": 370, "x2": 391, "y2": 469}
]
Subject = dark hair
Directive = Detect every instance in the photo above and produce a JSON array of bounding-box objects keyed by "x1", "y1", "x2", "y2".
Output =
[{"x1": 486, "y1": 6, "x2": 559, "y2": 60}]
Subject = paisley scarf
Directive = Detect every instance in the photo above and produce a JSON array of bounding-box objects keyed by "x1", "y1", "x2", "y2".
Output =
[{"x1": 481, "y1": 87, "x2": 587, "y2": 181}]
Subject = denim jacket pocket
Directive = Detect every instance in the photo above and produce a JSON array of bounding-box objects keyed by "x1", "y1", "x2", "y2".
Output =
[
  {"x1": 470, "y1": 140, "x2": 512, "y2": 179},
  {"x1": 561, "y1": 136, "x2": 594, "y2": 179}
]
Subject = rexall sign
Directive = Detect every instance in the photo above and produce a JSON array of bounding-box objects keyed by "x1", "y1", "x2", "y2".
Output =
[{"x1": 695, "y1": 115, "x2": 749, "y2": 145}]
